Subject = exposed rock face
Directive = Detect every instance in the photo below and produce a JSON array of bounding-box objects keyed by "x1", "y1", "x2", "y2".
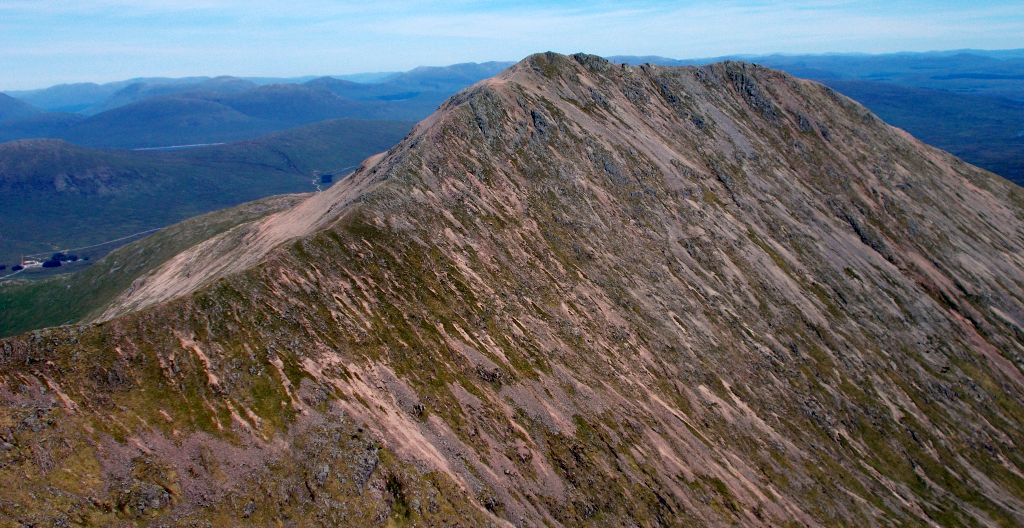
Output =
[{"x1": 3, "y1": 52, "x2": 1024, "y2": 526}]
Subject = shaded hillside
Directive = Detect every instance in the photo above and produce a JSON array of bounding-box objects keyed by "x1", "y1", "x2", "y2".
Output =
[
  {"x1": 88, "y1": 76, "x2": 260, "y2": 114},
  {"x1": 0, "y1": 90, "x2": 386, "y2": 149},
  {"x1": 0, "y1": 118, "x2": 411, "y2": 265},
  {"x1": 8, "y1": 82, "x2": 119, "y2": 113},
  {"x1": 0, "y1": 93, "x2": 41, "y2": 122},
  {"x1": 3, "y1": 53, "x2": 1024, "y2": 526},
  {"x1": 0, "y1": 194, "x2": 304, "y2": 338}
]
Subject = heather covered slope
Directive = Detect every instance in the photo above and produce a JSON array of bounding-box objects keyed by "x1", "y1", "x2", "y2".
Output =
[{"x1": 3, "y1": 53, "x2": 1024, "y2": 526}]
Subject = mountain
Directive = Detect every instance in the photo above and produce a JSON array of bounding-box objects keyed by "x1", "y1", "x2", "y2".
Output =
[
  {"x1": 0, "y1": 93, "x2": 42, "y2": 122},
  {"x1": 332, "y1": 71, "x2": 399, "y2": 84},
  {"x1": 0, "y1": 93, "x2": 82, "y2": 139},
  {"x1": 59, "y1": 96, "x2": 268, "y2": 147},
  {"x1": 299, "y1": 64, "x2": 517, "y2": 124},
  {"x1": 86, "y1": 76, "x2": 260, "y2": 115},
  {"x1": 2, "y1": 53, "x2": 1024, "y2": 526},
  {"x1": 612, "y1": 51, "x2": 1024, "y2": 184},
  {"x1": 7, "y1": 82, "x2": 120, "y2": 113},
  {"x1": 203, "y1": 83, "x2": 383, "y2": 124},
  {"x1": 9, "y1": 55, "x2": 1021, "y2": 184},
  {"x1": 9, "y1": 76, "x2": 280, "y2": 115},
  {"x1": 747, "y1": 51, "x2": 1024, "y2": 101},
  {"x1": 0, "y1": 118, "x2": 412, "y2": 267}
]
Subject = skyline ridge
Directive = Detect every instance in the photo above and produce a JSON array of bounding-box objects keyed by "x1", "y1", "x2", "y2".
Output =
[
  {"x1": 3, "y1": 0, "x2": 1023, "y2": 89},
  {"x1": 5, "y1": 46, "x2": 1024, "y2": 93}
]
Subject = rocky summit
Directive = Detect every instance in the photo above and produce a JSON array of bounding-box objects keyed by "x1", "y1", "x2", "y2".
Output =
[{"x1": 3, "y1": 52, "x2": 1024, "y2": 526}]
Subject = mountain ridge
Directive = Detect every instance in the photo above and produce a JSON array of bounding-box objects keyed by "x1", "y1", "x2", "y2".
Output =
[
  {"x1": 2, "y1": 52, "x2": 1023, "y2": 526},
  {"x1": 3, "y1": 55, "x2": 1021, "y2": 186}
]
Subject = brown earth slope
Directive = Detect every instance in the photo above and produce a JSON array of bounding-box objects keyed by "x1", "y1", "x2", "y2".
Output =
[{"x1": 3, "y1": 52, "x2": 1024, "y2": 526}]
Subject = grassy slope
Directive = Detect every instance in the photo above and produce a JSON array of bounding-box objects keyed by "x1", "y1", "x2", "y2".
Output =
[
  {"x1": 0, "y1": 118, "x2": 411, "y2": 265},
  {"x1": 0, "y1": 193, "x2": 304, "y2": 337}
]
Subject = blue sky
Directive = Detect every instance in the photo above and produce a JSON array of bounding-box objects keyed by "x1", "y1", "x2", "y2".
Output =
[{"x1": 2, "y1": 0, "x2": 1023, "y2": 90}]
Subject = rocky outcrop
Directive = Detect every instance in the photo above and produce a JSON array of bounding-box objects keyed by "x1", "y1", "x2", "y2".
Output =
[{"x1": 2, "y1": 53, "x2": 1024, "y2": 526}]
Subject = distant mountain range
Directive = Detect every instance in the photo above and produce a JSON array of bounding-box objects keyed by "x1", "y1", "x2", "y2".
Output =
[
  {"x1": 2, "y1": 51, "x2": 1021, "y2": 183},
  {"x1": 6, "y1": 65, "x2": 510, "y2": 116},
  {"x1": 5, "y1": 62, "x2": 513, "y2": 115},
  {"x1": 7, "y1": 73, "x2": 387, "y2": 114},
  {"x1": 0, "y1": 93, "x2": 42, "y2": 122},
  {"x1": 0, "y1": 62, "x2": 512, "y2": 149},
  {"x1": 0, "y1": 118, "x2": 412, "y2": 266}
]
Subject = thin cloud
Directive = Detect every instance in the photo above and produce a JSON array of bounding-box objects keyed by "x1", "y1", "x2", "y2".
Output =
[{"x1": 1, "y1": 0, "x2": 1022, "y2": 89}]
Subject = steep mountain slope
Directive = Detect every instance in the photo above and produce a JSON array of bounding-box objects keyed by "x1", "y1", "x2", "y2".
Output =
[
  {"x1": 824, "y1": 80, "x2": 1024, "y2": 184},
  {"x1": 613, "y1": 52, "x2": 1024, "y2": 185},
  {"x1": 0, "y1": 118, "x2": 411, "y2": 266},
  {"x1": 3, "y1": 53, "x2": 1024, "y2": 526}
]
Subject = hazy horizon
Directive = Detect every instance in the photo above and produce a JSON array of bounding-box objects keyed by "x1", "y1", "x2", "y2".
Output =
[
  {"x1": 5, "y1": 46, "x2": 1024, "y2": 93},
  {"x1": 3, "y1": 0, "x2": 1023, "y2": 91}
]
